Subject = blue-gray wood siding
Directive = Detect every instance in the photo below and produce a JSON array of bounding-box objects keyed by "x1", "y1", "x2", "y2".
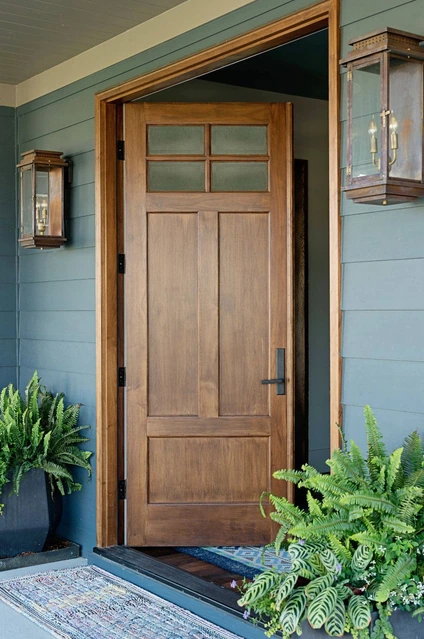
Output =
[
  {"x1": 10, "y1": 0, "x2": 424, "y2": 551},
  {"x1": 0, "y1": 106, "x2": 16, "y2": 389},
  {"x1": 340, "y1": 0, "x2": 424, "y2": 450}
]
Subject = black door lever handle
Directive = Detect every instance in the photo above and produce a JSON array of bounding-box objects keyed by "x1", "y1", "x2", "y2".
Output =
[{"x1": 262, "y1": 349, "x2": 285, "y2": 395}]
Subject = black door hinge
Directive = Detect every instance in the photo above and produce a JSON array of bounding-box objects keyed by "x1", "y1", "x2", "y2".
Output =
[
  {"x1": 118, "y1": 479, "x2": 127, "y2": 500},
  {"x1": 118, "y1": 367, "x2": 126, "y2": 387},
  {"x1": 117, "y1": 140, "x2": 125, "y2": 160},
  {"x1": 118, "y1": 253, "x2": 126, "y2": 274}
]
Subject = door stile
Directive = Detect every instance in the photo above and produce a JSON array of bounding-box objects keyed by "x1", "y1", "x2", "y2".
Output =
[
  {"x1": 269, "y1": 103, "x2": 294, "y2": 513},
  {"x1": 198, "y1": 210, "x2": 219, "y2": 418},
  {"x1": 125, "y1": 103, "x2": 149, "y2": 546}
]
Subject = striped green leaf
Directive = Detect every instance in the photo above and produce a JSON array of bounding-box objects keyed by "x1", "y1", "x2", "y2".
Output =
[
  {"x1": 335, "y1": 584, "x2": 353, "y2": 600},
  {"x1": 307, "y1": 587, "x2": 338, "y2": 629},
  {"x1": 325, "y1": 598, "x2": 346, "y2": 637},
  {"x1": 351, "y1": 545, "x2": 373, "y2": 572},
  {"x1": 275, "y1": 572, "x2": 298, "y2": 609},
  {"x1": 347, "y1": 595, "x2": 371, "y2": 630},
  {"x1": 279, "y1": 589, "x2": 307, "y2": 634},
  {"x1": 305, "y1": 573, "x2": 335, "y2": 600},
  {"x1": 320, "y1": 549, "x2": 338, "y2": 573},
  {"x1": 237, "y1": 570, "x2": 280, "y2": 607},
  {"x1": 291, "y1": 558, "x2": 317, "y2": 580}
]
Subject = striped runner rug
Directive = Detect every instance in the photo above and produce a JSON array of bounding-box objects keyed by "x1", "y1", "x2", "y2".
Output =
[{"x1": 0, "y1": 566, "x2": 242, "y2": 639}]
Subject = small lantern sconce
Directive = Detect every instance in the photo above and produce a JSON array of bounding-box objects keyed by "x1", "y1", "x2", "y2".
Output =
[
  {"x1": 341, "y1": 28, "x2": 424, "y2": 205},
  {"x1": 18, "y1": 150, "x2": 68, "y2": 249}
]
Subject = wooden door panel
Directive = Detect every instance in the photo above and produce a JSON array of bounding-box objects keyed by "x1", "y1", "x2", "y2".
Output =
[
  {"x1": 148, "y1": 437, "x2": 269, "y2": 503},
  {"x1": 145, "y1": 505, "x2": 271, "y2": 546},
  {"x1": 148, "y1": 213, "x2": 198, "y2": 416},
  {"x1": 125, "y1": 102, "x2": 293, "y2": 546},
  {"x1": 146, "y1": 416, "x2": 271, "y2": 436},
  {"x1": 220, "y1": 212, "x2": 270, "y2": 416}
]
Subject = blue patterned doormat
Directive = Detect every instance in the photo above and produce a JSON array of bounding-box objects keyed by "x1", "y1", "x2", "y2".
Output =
[
  {"x1": 0, "y1": 566, "x2": 242, "y2": 639},
  {"x1": 177, "y1": 546, "x2": 292, "y2": 580}
]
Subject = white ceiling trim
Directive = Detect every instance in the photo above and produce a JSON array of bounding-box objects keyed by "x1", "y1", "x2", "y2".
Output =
[
  {"x1": 14, "y1": 0, "x2": 256, "y2": 108},
  {"x1": 0, "y1": 83, "x2": 16, "y2": 108}
]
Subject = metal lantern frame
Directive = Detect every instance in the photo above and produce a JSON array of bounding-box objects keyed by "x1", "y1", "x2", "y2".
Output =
[
  {"x1": 341, "y1": 27, "x2": 424, "y2": 205},
  {"x1": 18, "y1": 149, "x2": 68, "y2": 249}
]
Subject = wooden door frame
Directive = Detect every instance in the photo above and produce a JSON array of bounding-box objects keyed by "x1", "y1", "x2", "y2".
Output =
[{"x1": 95, "y1": 0, "x2": 341, "y2": 548}]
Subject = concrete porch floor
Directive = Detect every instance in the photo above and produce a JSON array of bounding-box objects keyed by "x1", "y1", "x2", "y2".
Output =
[{"x1": 0, "y1": 558, "x2": 87, "y2": 638}]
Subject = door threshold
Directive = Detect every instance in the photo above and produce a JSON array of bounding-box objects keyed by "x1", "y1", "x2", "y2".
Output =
[{"x1": 93, "y1": 545, "x2": 257, "y2": 622}]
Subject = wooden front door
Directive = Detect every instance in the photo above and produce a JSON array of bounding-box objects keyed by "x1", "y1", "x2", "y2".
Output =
[{"x1": 124, "y1": 102, "x2": 293, "y2": 546}]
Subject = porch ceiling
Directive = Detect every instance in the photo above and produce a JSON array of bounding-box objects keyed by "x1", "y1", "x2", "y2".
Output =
[{"x1": 0, "y1": 0, "x2": 187, "y2": 84}]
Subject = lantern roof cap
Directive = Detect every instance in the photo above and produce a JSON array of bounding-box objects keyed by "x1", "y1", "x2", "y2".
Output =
[
  {"x1": 341, "y1": 27, "x2": 424, "y2": 65},
  {"x1": 17, "y1": 149, "x2": 68, "y2": 168}
]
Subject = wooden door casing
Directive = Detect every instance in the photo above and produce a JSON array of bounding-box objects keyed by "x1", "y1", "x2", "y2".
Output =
[{"x1": 125, "y1": 102, "x2": 293, "y2": 546}]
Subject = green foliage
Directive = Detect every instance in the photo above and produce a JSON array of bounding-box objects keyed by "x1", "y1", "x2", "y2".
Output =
[
  {"x1": 308, "y1": 586, "x2": 338, "y2": 629},
  {"x1": 238, "y1": 407, "x2": 424, "y2": 638},
  {"x1": 325, "y1": 598, "x2": 346, "y2": 637},
  {"x1": 0, "y1": 372, "x2": 92, "y2": 504},
  {"x1": 347, "y1": 596, "x2": 371, "y2": 630}
]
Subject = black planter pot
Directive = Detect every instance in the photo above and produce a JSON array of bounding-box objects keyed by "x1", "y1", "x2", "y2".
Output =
[
  {"x1": 300, "y1": 611, "x2": 423, "y2": 638},
  {"x1": 0, "y1": 468, "x2": 62, "y2": 557}
]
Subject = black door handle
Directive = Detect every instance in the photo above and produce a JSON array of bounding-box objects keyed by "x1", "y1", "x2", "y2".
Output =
[{"x1": 261, "y1": 349, "x2": 285, "y2": 395}]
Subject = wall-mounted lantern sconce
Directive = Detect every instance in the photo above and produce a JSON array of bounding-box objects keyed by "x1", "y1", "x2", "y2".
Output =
[
  {"x1": 18, "y1": 150, "x2": 68, "y2": 249},
  {"x1": 341, "y1": 28, "x2": 424, "y2": 205}
]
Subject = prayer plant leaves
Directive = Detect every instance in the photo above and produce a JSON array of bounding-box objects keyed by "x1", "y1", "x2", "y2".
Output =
[
  {"x1": 320, "y1": 549, "x2": 338, "y2": 573},
  {"x1": 351, "y1": 545, "x2": 372, "y2": 572},
  {"x1": 324, "y1": 598, "x2": 346, "y2": 637},
  {"x1": 237, "y1": 570, "x2": 281, "y2": 607},
  {"x1": 279, "y1": 589, "x2": 307, "y2": 634},
  {"x1": 307, "y1": 587, "x2": 338, "y2": 629},
  {"x1": 305, "y1": 573, "x2": 335, "y2": 599},
  {"x1": 347, "y1": 595, "x2": 371, "y2": 629},
  {"x1": 274, "y1": 573, "x2": 298, "y2": 609}
]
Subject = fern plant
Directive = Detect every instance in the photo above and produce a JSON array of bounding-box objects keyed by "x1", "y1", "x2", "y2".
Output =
[
  {"x1": 239, "y1": 406, "x2": 424, "y2": 638},
  {"x1": 0, "y1": 372, "x2": 92, "y2": 501}
]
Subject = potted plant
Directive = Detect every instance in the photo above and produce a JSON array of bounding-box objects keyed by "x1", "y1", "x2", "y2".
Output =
[
  {"x1": 0, "y1": 372, "x2": 92, "y2": 557},
  {"x1": 238, "y1": 407, "x2": 424, "y2": 638}
]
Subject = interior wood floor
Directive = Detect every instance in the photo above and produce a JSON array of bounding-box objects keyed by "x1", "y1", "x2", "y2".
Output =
[{"x1": 140, "y1": 548, "x2": 248, "y2": 590}]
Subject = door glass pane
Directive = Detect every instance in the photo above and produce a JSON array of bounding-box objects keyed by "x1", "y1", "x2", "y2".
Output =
[
  {"x1": 211, "y1": 125, "x2": 268, "y2": 155},
  {"x1": 211, "y1": 162, "x2": 268, "y2": 191},
  {"x1": 35, "y1": 169, "x2": 50, "y2": 236},
  {"x1": 148, "y1": 125, "x2": 204, "y2": 155},
  {"x1": 389, "y1": 58, "x2": 423, "y2": 180},
  {"x1": 352, "y1": 62, "x2": 381, "y2": 178},
  {"x1": 148, "y1": 161, "x2": 205, "y2": 191}
]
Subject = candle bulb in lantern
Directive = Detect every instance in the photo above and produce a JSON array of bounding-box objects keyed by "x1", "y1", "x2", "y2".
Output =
[
  {"x1": 389, "y1": 112, "x2": 398, "y2": 166},
  {"x1": 368, "y1": 116, "x2": 379, "y2": 167}
]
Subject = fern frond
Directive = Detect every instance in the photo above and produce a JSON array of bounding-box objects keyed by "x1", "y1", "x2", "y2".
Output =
[
  {"x1": 375, "y1": 555, "x2": 416, "y2": 603},
  {"x1": 340, "y1": 492, "x2": 395, "y2": 515},
  {"x1": 401, "y1": 430, "x2": 423, "y2": 478},
  {"x1": 364, "y1": 405, "x2": 386, "y2": 460}
]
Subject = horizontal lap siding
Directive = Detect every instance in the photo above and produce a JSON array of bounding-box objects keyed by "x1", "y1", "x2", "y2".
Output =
[
  {"x1": 15, "y1": 0, "x2": 315, "y2": 552},
  {"x1": 0, "y1": 107, "x2": 16, "y2": 387},
  {"x1": 340, "y1": 0, "x2": 424, "y2": 445}
]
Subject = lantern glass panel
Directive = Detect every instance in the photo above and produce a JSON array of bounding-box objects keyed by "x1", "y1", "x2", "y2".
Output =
[
  {"x1": 351, "y1": 61, "x2": 381, "y2": 179},
  {"x1": 35, "y1": 169, "x2": 50, "y2": 236},
  {"x1": 21, "y1": 167, "x2": 33, "y2": 236},
  {"x1": 389, "y1": 57, "x2": 423, "y2": 181}
]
